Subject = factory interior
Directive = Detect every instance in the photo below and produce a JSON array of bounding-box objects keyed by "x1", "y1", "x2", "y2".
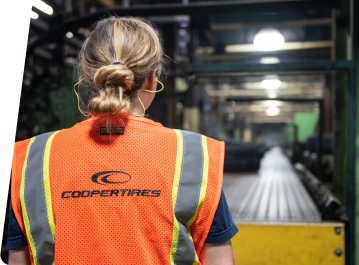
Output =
[{"x1": 2, "y1": 0, "x2": 359, "y2": 264}]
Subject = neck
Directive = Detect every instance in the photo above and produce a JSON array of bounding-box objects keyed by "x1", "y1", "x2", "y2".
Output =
[{"x1": 130, "y1": 92, "x2": 146, "y2": 117}]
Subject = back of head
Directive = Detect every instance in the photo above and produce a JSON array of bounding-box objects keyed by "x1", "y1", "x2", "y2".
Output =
[{"x1": 77, "y1": 16, "x2": 167, "y2": 117}]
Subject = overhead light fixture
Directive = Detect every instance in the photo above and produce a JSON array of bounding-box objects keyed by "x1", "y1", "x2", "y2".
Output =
[
  {"x1": 260, "y1": 57, "x2": 280, "y2": 64},
  {"x1": 66, "y1": 32, "x2": 73, "y2": 38},
  {"x1": 33, "y1": 0, "x2": 53, "y2": 15},
  {"x1": 263, "y1": 100, "x2": 282, "y2": 107},
  {"x1": 179, "y1": 29, "x2": 187, "y2": 36},
  {"x1": 31, "y1": 11, "x2": 39, "y2": 19},
  {"x1": 261, "y1": 79, "x2": 282, "y2": 89},
  {"x1": 228, "y1": 112, "x2": 235, "y2": 121},
  {"x1": 64, "y1": 57, "x2": 76, "y2": 65},
  {"x1": 267, "y1": 92, "x2": 277, "y2": 99},
  {"x1": 176, "y1": 102, "x2": 183, "y2": 110},
  {"x1": 266, "y1": 106, "x2": 280, "y2": 116},
  {"x1": 253, "y1": 28, "x2": 285, "y2": 51}
]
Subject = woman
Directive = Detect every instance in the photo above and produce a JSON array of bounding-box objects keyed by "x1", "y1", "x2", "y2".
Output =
[{"x1": 7, "y1": 16, "x2": 237, "y2": 265}]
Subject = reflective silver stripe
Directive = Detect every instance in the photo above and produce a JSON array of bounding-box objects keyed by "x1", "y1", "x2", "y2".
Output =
[
  {"x1": 174, "y1": 130, "x2": 204, "y2": 265},
  {"x1": 25, "y1": 132, "x2": 56, "y2": 265}
]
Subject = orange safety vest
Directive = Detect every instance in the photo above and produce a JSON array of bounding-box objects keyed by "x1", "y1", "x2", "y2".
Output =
[{"x1": 11, "y1": 115, "x2": 224, "y2": 265}]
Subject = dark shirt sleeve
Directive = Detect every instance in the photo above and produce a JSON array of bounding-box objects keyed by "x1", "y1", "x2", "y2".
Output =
[
  {"x1": 205, "y1": 188, "x2": 238, "y2": 244},
  {"x1": 6, "y1": 199, "x2": 28, "y2": 250}
]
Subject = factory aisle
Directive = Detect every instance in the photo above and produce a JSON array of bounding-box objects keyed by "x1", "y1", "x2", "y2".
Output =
[{"x1": 223, "y1": 147, "x2": 321, "y2": 223}]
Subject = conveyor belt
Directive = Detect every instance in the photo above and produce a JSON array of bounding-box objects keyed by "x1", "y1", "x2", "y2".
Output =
[{"x1": 223, "y1": 147, "x2": 321, "y2": 223}]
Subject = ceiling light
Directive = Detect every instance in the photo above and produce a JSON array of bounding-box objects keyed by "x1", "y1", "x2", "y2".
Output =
[
  {"x1": 261, "y1": 79, "x2": 282, "y2": 89},
  {"x1": 263, "y1": 100, "x2": 282, "y2": 107},
  {"x1": 266, "y1": 107, "x2": 280, "y2": 116},
  {"x1": 267, "y1": 92, "x2": 277, "y2": 98},
  {"x1": 30, "y1": 11, "x2": 39, "y2": 19},
  {"x1": 33, "y1": 0, "x2": 53, "y2": 15},
  {"x1": 179, "y1": 29, "x2": 187, "y2": 36},
  {"x1": 228, "y1": 112, "x2": 235, "y2": 121},
  {"x1": 260, "y1": 57, "x2": 280, "y2": 64},
  {"x1": 66, "y1": 32, "x2": 73, "y2": 38},
  {"x1": 176, "y1": 102, "x2": 183, "y2": 109},
  {"x1": 254, "y1": 28, "x2": 284, "y2": 51}
]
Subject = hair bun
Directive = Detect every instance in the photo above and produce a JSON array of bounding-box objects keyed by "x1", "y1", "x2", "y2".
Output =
[{"x1": 94, "y1": 64, "x2": 134, "y2": 91}]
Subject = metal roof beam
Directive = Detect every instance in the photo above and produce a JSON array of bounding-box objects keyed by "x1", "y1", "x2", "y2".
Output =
[
  {"x1": 27, "y1": 0, "x2": 340, "y2": 51},
  {"x1": 211, "y1": 17, "x2": 332, "y2": 31}
]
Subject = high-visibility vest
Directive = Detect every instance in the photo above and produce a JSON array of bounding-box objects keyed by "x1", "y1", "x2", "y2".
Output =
[{"x1": 11, "y1": 116, "x2": 224, "y2": 265}]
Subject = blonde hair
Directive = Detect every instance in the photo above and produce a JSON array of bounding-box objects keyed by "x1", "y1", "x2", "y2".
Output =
[{"x1": 76, "y1": 16, "x2": 168, "y2": 117}]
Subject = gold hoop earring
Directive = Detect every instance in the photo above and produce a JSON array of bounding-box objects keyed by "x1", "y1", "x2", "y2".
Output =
[
  {"x1": 129, "y1": 78, "x2": 164, "y2": 117},
  {"x1": 73, "y1": 78, "x2": 87, "y2": 116},
  {"x1": 142, "y1": 78, "x2": 164, "y2": 92}
]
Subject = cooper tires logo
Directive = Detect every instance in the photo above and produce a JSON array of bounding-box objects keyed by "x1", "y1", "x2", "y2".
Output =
[{"x1": 91, "y1": 171, "x2": 131, "y2": 185}]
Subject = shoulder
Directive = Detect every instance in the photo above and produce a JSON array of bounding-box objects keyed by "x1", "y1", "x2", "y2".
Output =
[
  {"x1": 13, "y1": 138, "x2": 33, "y2": 167},
  {"x1": 175, "y1": 129, "x2": 225, "y2": 176},
  {"x1": 13, "y1": 130, "x2": 61, "y2": 161},
  {"x1": 175, "y1": 129, "x2": 224, "y2": 142},
  {"x1": 182, "y1": 130, "x2": 224, "y2": 154},
  {"x1": 14, "y1": 138, "x2": 32, "y2": 153},
  {"x1": 167, "y1": 129, "x2": 225, "y2": 154}
]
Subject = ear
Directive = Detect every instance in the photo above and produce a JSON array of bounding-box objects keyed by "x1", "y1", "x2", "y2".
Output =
[
  {"x1": 149, "y1": 69, "x2": 158, "y2": 91},
  {"x1": 152, "y1": 69, "x2": 158, "y2": 81}
]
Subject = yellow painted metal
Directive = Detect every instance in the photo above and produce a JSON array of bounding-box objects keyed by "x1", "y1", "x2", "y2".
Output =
[{"x1": 232, "y1": 222, "x2": 345, "y2": 265}]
